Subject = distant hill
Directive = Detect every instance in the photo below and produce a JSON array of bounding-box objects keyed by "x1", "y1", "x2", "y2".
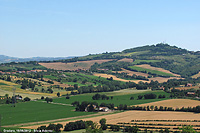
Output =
[
  {"x1": 1, "y1": 43, "x2": 200, "y2": 78},
  {"x1": 52, "y1": 43, "x2": 200, "y2": 78},
  {"x1": 0, "y1": 55, "x2": 75, "y2": 63}
]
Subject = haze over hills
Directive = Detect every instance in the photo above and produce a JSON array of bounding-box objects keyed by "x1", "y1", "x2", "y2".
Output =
[{"x1": 0, "y1": 55, "x2": 76, "y2": 64}]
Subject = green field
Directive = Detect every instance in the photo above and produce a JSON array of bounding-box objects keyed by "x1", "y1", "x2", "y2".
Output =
[
  {"x1": 0, "y1": 89, "x2": 170, "y2": 127},
  {"x1": 0, "y1": 101, "x2": 94, "y2": 126},
  {"x1": 64, "y1": 82, "x2": 86, "y2": 86},
  {"x1": 43, "y1": 75, "x2": 58, "y2": 80},
  {"x1": 53, "y1": 90, "x2": 170, "y2": 106},
  {"x1": 128, "y1": 66, "x2": 174, "y2": 77}
]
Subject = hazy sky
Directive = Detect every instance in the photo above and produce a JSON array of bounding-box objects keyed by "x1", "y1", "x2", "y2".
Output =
[{"x1": 0, "y1": 0, "x2": 200, "y2": 58}]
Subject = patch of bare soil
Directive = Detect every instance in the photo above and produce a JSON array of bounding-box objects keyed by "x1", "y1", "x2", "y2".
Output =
[
  {"x1": 93, "y1": 73, "x2": 149, "y2": 83},
  {"x1": 39, "y1": 60, "x2": 113, "y2": 70},
  {"x1": 149, "y1": 77, "x2": 182, "y2": 83},
  {"x1": 117, "y1": 58, "x2": 133, "y2": 63}
]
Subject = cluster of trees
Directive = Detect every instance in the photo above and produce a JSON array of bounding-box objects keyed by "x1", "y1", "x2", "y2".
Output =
[
  {"x1": 63, "y1": 119, "x2": 108, "y2": 132},
  {"x1": 134, "y1": 93, "x2": 165, "y2": 100},
  {"x1": 0, "y1": 95, "x2": 31, "y2": 104},
  {"x1": 108, "y1": 124, "x2": 139, "y2": 132},
  {"x1": 170, "y1": 88, "x2": 199, "y2": 98},
  {"x1": 175, "y1": 106, "x2": 200, "y2": 113},
  {"x1": 37, "y1": 123, "x2": 63, "y2": 132},
  {"x1": 64, "y1": 120, "x2": 91, "y2": 131},
  {"x1": 20, "y1": 79, "x2": 35, "y2": 90},
  {"x1": 66, "y1": 80, "x2": 137, "y2": 94},
  {"x1": 44, "y1": 97, "x2": 53, "y2": 103},
  {"x1": 116, "y1": 104, "x2": 200, "y2": 114},
  {"x1": 16, "y1": 72, "x2": 44, "y2": 80},
  {"x1": 47, "y1": 80, "x2": 54, "y2": 84},
  {"x1": 144, "y1": 93, "x2": 157, "y2": 99},
  {"x1": 122, "y1": 44, "x2": 188, "y2": 56},
  {"x1": 71, "y1": 101, "x2": 114, "y2": 112},
  {"x1": 92, "y1": 94, "x2": 112, "y2": 100}
]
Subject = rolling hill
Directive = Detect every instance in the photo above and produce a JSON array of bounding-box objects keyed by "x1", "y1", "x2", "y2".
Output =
[{"x1": 41, "y1": 43, "x2": 200, "y2": 78}]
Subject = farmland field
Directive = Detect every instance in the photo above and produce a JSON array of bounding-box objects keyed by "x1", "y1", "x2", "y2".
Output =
[
  {"x1": 0, "y1": 101, "x2": 94, "y2": 126},
  {"x1": 39, "y1": 59, "x2": 113, "y2": 70},
  {"x1": 115, "y1": 68, "x2": 149, "y2": 77},
  {"x1": 93, "y1": 73, "x2": 148, "y2": 83},
  {"x1": 129, "y1": 65, "x2": 176, "y2": 77},
  {"x1": 52, "y1": 90, "x2": 170, "y2": 106},
  {"x1": 137, "y1": 99, "x2": 200, "y2": 108},
  {"x1": 23, "y1": 110, "x2": 200, "y2": 131},
  {"x1": 67, "y1": 110, "x2": 200, "y2": 125},
  {"x1": 117, "y1": 58, "x2": 133, "y2": 63},
  {"x1": 149, "y1": 77, "x2": 182, "y2": 83},
  {"x1": 0, "y1": 79, "x2": 55, "y2": 99},
  {"x1": 135, "y1": 64, "x2": 180, "y2": 77}
]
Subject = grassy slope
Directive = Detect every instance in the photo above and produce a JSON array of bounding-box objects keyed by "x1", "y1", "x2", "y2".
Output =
[
  {"x1": 0, "y1": 101, "x2": 94, "y2": 126},
  {"x1": 53, "y1": 90, "x2": 170, "y2": 106}
]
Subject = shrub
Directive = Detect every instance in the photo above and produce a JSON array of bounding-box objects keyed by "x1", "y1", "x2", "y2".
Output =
[{"x1": 24, "y1": 97, "x2": 31, "y2": 101}]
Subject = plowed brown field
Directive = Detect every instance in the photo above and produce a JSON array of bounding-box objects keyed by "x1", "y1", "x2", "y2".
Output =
[
  {"x1": 117, "y1": 58, "x2": 133, "y2": 63},
  {"x1": 39, "y1": 59, "x2": 113, "y2": 70},
  {"x1": 93, "y1": 73, "x2": 149, "y2": 83}
]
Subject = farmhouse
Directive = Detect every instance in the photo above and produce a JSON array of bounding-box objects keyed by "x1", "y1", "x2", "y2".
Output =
[
  {"x1": 99, "y1": 107, "x2": 110, "y2": 112},
  {"x1": 186, "y1": 83, "x2": 193, "y2": 87},
  {"x1": 187, "y1": 92, "x2": 195, "y2": 96}
]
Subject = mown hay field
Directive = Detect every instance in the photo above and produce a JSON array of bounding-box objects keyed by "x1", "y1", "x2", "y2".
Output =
[
  {"x1": 136, "y1": 99, "x2": 200, "y2": 108},
  {"x1": 39, "y1": 59, "x2": 113, "y2": 70}
]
